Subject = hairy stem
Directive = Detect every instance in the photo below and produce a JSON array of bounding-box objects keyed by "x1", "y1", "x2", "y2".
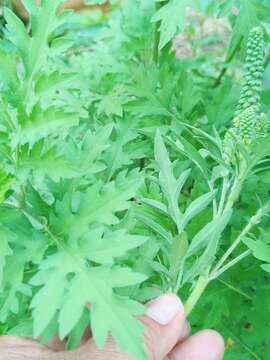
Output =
[{"x1": 185, "y1": 275, "x2": 210, "y2": 316}]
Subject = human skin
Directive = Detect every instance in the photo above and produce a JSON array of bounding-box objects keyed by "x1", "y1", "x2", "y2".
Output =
[
  {"x1": 11, "y1": 0, "x2": 109, "y2": 20},
  {"x1": 0, "y1": 294, "x2": 224, "y2": 360}
]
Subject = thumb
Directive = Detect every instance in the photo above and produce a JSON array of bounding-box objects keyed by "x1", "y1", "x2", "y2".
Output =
[
  {"x1": 74, "y1": 293, "x2": 188, "y2": 360},
  {"x1": 142, "y1": 293, "x2": 188, "y2": 360}
]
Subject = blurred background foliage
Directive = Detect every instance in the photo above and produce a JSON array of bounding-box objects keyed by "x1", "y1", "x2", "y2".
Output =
[{"x1": 0, "y1": 1, "x2": 120, "y2": 39}]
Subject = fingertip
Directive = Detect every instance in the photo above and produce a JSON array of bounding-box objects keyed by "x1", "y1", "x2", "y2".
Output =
[
  {"x1": 169, "y1": 329, "x2": 225, "y2": 360},
  {"x1": 198, "y1": 329, "x2": 225, "y2": 356},
  {"x1": 146, "y1": 293, "x2": 184, "y2": 325},
  {"x1": 142, "y1": 294, "x2": 187, "y2": 360}
]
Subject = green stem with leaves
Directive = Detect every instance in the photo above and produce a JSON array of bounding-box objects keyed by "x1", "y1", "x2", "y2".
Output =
[
  {"x1": 183, "y1": 160, "x2": 266, "y2": 316},
  {"x1": 211, "y1": 206, "x2": 265, "y2": 277}
]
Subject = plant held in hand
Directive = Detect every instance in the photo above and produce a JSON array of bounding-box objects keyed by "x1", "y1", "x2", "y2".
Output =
[{"x1": 0, "y1": 0, "x2": 270, "y2": 359}]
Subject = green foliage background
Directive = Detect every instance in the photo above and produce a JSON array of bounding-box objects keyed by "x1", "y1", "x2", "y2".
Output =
[{"x1": 0, "y1": 1, "x2": 270, "y2": 359}]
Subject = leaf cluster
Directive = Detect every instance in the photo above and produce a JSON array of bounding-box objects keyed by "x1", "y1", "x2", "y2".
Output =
[{"x1": 0, "y1": 1, "x2": 270, "y2": 359}]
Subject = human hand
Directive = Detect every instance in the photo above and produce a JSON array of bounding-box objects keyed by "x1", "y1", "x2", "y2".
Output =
[{"x1": 0, "y1": 294, "x2": 224, "y2": 360}]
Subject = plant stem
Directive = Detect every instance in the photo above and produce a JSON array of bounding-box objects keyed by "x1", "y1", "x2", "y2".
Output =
[
  {"x1": 217, "y1": 176, "x2": 229, "y2": 216},
  {"x1": 213, "y1": 40, "x2": 240, "y2": 88},
  {"x1": 211, "y1": 250, "x2": 251, "y2": 279},
  {"x1": 213, "y1": 67, "x2": 227, "y2": 88},
  {"x1": 184, "y1": 175, "x2": 265, "y2": 316},
  {"x1": 185, "y1": 275, "x2": 210, "y2": 316},
  {"x1": 224, "y1": 166, "x2": 248, "y2": 212},
  {"x1": 184, "y1": 250, "x2": 251, "y2": 317},
  {"x1": 153, "y1": 2, "x2": 162, "y2": 64},
  {"x1": 224, "y1": 178, "x2": 242, "y2": 212},
  {"x1": 211, "y1": 206, "x2": 265, "y2": 276},
  {"x1": 207, "y1": 180, "x2": 218, "y2": 216},
  {"x1": 217, "y1": 279, "x2": 252, "y2": 300}
]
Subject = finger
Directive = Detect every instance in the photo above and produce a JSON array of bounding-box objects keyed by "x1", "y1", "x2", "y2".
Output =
[
  {"x1": 4, "y1": 294, "x2": 186, "y2": 360},
  {"x1": 0, "y1": 335, "x2": 48, "y2": 349},
  {"x1": 81, "y1": 326, "x2": 92, "y2": 343},
  {"x1": 46, "y1": 326, "x2": 92, "y2": 350},
  {"x1": 142, "y1": 294, "x2": 187, "y2": 359},
  {"x1": 73, "y1": 293, "x2": 187, "y2": 360},
  {"x1": 46, "y1": 335, "x2": 66, "y2": 351},
  {"x1": 0, "y1": 336, "x2": 53, "y2": 359},
  {"x1": 167, "y1": 329, "x2": 225, "y2": 360},
  {"x1": 178, "y1": 321, "x2": 190, "y2": 343}
]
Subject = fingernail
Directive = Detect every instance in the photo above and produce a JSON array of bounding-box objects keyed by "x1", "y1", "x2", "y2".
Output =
[{"x1": 146, "y1": 294, "x2": 183, "y2": 325}]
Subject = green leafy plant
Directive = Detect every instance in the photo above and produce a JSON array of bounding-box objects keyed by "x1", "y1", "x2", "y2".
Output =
[{"x1": 0, "y1": 0, "x2": 270, "y2": 359}]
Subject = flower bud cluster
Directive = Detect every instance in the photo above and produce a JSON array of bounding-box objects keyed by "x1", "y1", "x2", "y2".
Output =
[
  {"x1": 235, "y1": 27, "x2": 265, "y2": 117},
  {"x1": 223, "y1": 27, "x2": 268, "y2": 162}
]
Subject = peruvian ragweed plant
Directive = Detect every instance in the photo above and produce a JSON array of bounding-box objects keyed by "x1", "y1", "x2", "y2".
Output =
[{"x1": 0, "y1": 1, "x2": 270, "y2": 359}]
